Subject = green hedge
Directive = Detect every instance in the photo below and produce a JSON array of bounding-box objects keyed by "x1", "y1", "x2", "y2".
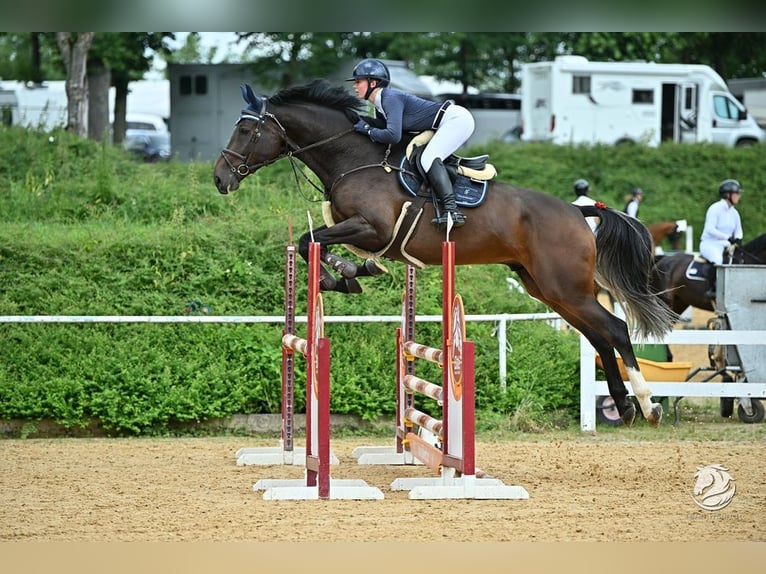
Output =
[{"x1": 0, "y1": 125, "x2": 764, "y2": 434}]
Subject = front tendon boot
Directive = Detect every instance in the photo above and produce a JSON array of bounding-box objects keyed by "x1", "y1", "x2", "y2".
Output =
[{"x1": 426, "y1": 158, "x2": 466, "y2": 228}]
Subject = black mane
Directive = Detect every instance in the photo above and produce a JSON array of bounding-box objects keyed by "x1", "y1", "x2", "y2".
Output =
[{"x1": 269, "y1": 79, "x2": 364, "y2": 113}]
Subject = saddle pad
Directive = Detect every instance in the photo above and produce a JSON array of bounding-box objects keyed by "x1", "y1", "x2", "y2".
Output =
[
  {"x1": 397, "y1": 156, "x2": 488, "y2": 208},
  {"x1": 685, "y1": 259, "x2": 709, "y2": 282}
]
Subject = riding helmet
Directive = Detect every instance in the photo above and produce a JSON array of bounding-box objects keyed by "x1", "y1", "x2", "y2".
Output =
[
  {"x1": 719, "y1": 179, "x2": 743, "y2": 196},
  {"x1": 347, "y1": 58, "x2": 391, "y2": 86},
  {"x1": 573, "y1": 178, "x2": 589, "y2": 196},
  {"x1": 631, "y1": 187, "x2": 644, "y2": 196}
]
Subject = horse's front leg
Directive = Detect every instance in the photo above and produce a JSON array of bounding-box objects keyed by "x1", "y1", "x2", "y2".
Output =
[{"x1": 297, "y1": 220, "x2": 386, "y2": 294}]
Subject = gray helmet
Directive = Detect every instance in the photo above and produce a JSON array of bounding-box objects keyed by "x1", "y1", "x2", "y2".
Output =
[
  {"x1": 573, "y1": 178, "x2": 589, "y2": 196},
  {"x1": 719, "y1": 179, "x2": 743, "y2": 196},
  {"x1": 631, "y1": 187, "x2": 644, "y2": 196},
  {"x1": 347, "y1": 58, "x2": 391, "y2": 86}
]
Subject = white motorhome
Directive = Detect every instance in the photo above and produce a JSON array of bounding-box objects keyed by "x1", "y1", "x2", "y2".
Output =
[{"x1": 521, "y1": 55, "x2": 766, "y2": 147}]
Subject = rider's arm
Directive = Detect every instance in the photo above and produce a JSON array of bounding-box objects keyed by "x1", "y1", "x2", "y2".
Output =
[
  {"x1": 703, "y1": 203, "x2": 731, "y2": 241},
  {"x1": 367, "y1": 92, "x2": 404, "y2": 144}
]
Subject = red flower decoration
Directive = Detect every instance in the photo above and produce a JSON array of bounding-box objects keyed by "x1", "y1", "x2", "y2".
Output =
[{"x1": 594, "y1": 201, "x2": 607, "y2": 209}]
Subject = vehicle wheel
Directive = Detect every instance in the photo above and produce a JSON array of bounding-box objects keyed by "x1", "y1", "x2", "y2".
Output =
[
  {"x1": 737, "y1": 399, "x2": 764, "y2": 424},
  {"x1": 596, "y1": 395, "x2": 623, "y2": 426}
]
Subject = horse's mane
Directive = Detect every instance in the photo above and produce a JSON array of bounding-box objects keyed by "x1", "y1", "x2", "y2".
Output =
[
  {"x1": 269, "y1": 79, "x2": 365, "y2": 114},
  {"x1": 744, "y1": 231, "x2": 766, "y2": 254}
]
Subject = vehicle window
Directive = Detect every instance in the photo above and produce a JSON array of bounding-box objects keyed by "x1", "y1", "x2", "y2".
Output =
[
  {"x1": 127, "y1": 121, "x2": 157, "y2": 131},
  {"x1": 572, "y1": 75, "x2": 591, "y2": 95},
  {"x1": 713, "y1": 95, "x2": 740, "y2": 120}
]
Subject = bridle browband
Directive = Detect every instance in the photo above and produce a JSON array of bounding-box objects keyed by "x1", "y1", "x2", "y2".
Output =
[{"x1": 219, "y1": 98, "x2": 410, "y2": 198}]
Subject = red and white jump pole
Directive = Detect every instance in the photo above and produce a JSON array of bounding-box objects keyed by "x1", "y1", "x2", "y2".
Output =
[
  {"x1": 251, "y1": 242, "x2": 383, "y2": 500},
  {"x1": 355, "y1": 241, "x2": 528, "y2": 500}
]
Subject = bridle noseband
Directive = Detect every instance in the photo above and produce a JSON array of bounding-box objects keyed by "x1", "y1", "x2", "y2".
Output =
[{"x1": 220, "y1": 99, "x2": 292, "y2": 176}]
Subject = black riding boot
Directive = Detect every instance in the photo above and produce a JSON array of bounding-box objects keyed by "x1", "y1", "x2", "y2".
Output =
[
  {"x1": 426, "y1": 158, "x2": 466, "y2": 228},
  {"x1": 704, "y1": 264, "x2": 717, "y2": 299}
]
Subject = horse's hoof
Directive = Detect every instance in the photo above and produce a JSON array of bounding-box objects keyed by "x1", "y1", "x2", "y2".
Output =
[
  {"x1": 319, "y1": 275, "x2": 337, "y2": 291},
  {"x1": 341, "y1": 278, "x2": 363, "y2": 294},
  {"x1": 364, "y1": 259, "x2": 388, "y2": 276},
  {"x1": 621, "y1": 404, "x2": 636, "y2": 427},
  {"x1": 647, "y1": 403, "x2": 663, "y2": 427}
]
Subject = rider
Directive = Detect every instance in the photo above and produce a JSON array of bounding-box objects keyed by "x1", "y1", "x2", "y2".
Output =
[
  {"x1": 571, "y1": 178, "x2": 599, "y2": 232},
  {"x1": 347, "y1": 58, "x2": 475, "y2": 228},
  {"x1": 623, "y1": 187, "x2": 643, "y2": 219},
  {"x1": 699, "y1": 178, "x2": 744, "y2": 298}
]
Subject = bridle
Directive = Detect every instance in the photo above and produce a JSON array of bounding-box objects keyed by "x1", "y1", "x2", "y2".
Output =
[{"x1": 219, "y1": 98, "x2": 355, "y2": 195}]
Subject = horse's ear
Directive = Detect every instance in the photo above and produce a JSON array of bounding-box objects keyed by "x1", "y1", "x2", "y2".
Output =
[{"x1": 240, "y1": 84, "x2": 261, "y2": 111}]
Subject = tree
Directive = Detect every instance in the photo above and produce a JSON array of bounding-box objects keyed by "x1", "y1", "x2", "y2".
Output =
[
  {"x1": 56, "y1": 32, "x2": 94, "y2": 137},
  {"x1": 237, "y1": 33, "x2": 355, "y2": 88},
  {"x1": 88, "y1": 33, "x2": 173, "y2": 144}
]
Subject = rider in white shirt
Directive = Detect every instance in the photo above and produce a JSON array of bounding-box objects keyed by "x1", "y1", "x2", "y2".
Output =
[
  {"x1": 699, "y1": 179, "x2": 744, "y2": 298},
  {"x1": 571, "y1": 178, "x2": 598, "y2": 232},
  {"x1": 623, "y1": 187, "x2": 643, "y2": 219}
]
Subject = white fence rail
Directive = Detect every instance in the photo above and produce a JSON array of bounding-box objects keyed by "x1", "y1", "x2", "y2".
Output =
[
  {"x1": 579, "y1": 330, "x2": 766, "y2": 431},
  {"x1": 0, "y1": 312, "x2": 561, "y2": 392}
]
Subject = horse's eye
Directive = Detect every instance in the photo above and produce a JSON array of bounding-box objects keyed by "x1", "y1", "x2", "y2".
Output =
[{"x1": 238, "y1": 125, "x2": 251, "y2": 135}]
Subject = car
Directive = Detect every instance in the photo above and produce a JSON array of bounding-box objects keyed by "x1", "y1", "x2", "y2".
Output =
[{"x1": 123, "y1": 130, "x2": 171, "y2": 162}]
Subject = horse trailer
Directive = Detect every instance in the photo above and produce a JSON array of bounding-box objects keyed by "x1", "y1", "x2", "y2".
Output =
[{"x1": 521, "y1": 55, "x2": 766, "y2": 147}]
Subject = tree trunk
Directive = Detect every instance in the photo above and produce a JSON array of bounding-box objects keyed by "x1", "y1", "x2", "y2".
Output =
[
  {"x1": 56, "y1": 32, "x2": 94, "y2": 137},
  {"x1": 87, "y1": 61, "x2": 111, "y2": 142},
  {"x1": 112, "y1": 76, "x2": 129, "y2": 145}
]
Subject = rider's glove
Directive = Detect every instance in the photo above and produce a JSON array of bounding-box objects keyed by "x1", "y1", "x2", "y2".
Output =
[
  {"x1": 728, "y1": 236, "x2": 742, "y2": 246},
  {"x1": 353, "y1": 119, "x2": 371, "y2": 136}
]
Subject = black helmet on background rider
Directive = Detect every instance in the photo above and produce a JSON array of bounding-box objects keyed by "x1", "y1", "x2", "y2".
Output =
[
  {"x1": 573, "y1": 178, "x2": 589, "y2": 196},
  {"x1": 347, "y1": 58, "x2": 391, "y2": 99},
  {"x1": 719, "y1": 179, "x2": 743, "y2": 197}
]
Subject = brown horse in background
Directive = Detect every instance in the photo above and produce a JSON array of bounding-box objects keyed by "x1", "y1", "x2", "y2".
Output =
[
  {"x1": 213, "y1": 79, "x2": 677, "y2": 427},
  {"x1": 651, "y1": 232, "x2": 766, "y2": 315},
  {"x1": 647, "y1": 221, "x2": 683, "y2": 252}
]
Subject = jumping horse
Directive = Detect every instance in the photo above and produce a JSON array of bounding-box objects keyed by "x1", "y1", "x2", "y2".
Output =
[
  {"x1": 651, "y1": 232, "x2": 766, "y2": 315},
  {"x1": 213, "y1": 79, "x2": 677, "y2": 428}
]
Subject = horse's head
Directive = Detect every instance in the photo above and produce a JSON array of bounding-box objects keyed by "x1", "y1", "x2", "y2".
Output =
[{"x1": 214, "y1": 84, "x2": 288, "y2": 194}]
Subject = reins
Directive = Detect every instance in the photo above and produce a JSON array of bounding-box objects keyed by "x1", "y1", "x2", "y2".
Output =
[{"x1": 220, "y1": 99, "x2": 415, "y2": 201}]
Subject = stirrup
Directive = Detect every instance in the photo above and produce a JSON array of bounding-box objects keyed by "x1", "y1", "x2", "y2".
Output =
[{"x1": 431, "y1": 211, "x2": 466, "y2": 227}]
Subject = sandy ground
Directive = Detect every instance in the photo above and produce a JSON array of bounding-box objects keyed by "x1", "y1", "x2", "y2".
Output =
[
  {"x1": 1, "y1": 434, "x2": 764, "y2": 542},
  {"x1": 4, "y1": 309, "x2": 763, "y2": 545}
]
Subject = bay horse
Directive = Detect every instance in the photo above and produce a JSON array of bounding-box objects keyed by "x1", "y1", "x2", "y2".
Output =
[
  {"x1": 647, "y1": 221, "x2": 683, "y2": 252},
  {"x1": 651, "y1": 232, "x2": 766, "y2": 315},
  {"x1": 213, "y1": 79, "x2": 677, "y2": 428}
]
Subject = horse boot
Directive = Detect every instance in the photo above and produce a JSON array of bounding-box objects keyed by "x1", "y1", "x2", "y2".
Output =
[{"x1": 426, "y1": 158, "x2": 466, "y2": 228}]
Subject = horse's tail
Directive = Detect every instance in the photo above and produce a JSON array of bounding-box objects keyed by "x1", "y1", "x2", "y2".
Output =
[{"x1": 578, "y1": 204, "x2": 678, "y2": 339}]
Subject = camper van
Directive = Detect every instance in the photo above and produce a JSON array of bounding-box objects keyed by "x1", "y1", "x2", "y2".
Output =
[{"x1": 521, "y1": 55, "x2": 766, "y2": 147}]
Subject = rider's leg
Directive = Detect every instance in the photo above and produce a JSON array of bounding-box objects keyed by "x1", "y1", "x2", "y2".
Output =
[{"x1": 426, "y1": 158, "x2": 465, "y2": 227}]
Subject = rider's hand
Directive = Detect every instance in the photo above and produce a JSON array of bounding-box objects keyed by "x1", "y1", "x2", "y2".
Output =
[
  {"x1": 728, "y1": 235, "x2": 742, "y2": 246},
  {"x1": 354, "y1": 119, "x2": 371, "y2": 135}
]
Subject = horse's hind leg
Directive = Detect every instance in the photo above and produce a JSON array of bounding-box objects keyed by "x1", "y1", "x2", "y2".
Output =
[
  {"x1": 518, "y1": 270, "x2": 661, "y2": 427},
  {"x1": 573, "y1": 307, "x2": 662, "y2": 427}
]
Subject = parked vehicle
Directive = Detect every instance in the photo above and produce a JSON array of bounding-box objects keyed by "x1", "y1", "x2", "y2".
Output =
[
  {"x1": 521, "y1": 55, "x2": 766, "y2": 147},
  {"x1": 435, "y1": 92, "x2": 521, "y2": 147},
  {"x1": 123, "y1": 130, "x2": 171, "y2": 162}
]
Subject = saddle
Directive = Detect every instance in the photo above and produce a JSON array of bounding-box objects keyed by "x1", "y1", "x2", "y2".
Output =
[
  {"x1": 685, "y1": 255, "x2": 711, "y2": 282},
  {"x1": 397, "y1": 131, "x2": 497, "y2": 208}
]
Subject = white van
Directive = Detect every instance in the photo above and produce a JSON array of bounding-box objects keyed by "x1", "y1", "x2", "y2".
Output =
[{"x1": 521, "y1": 55, "x2": 766, "y2": 147}]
